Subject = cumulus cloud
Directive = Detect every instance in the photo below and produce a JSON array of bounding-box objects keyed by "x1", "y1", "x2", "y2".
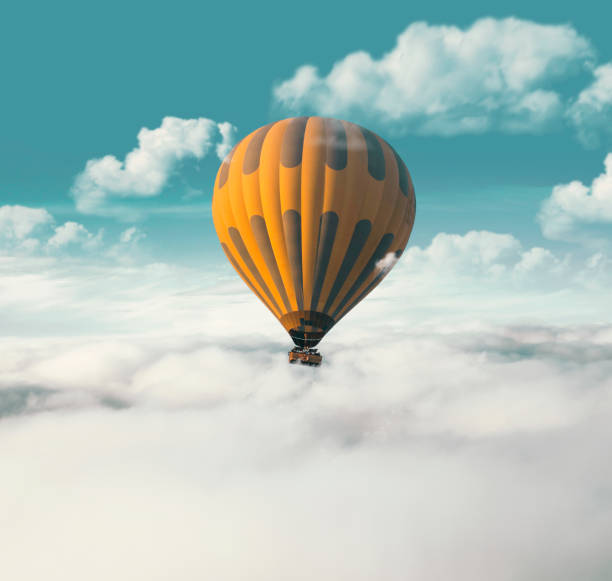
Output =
[
  {"x1": 0, "y1": 204, "x2": 149, "y2": 260},
  {"x1": 403, "y1": 230, "x2": 522, "y2": 275},
  {"x1": 513, "y1": 246, "x2": 564, "y2": 278},
  {"x1": 0, "y1": 205, "x2": 52, "y2": 239},
  {"x1": 274, "y1": 18, "x2": 593, "y2": 135},
  {"x1": 0, "y1": 204, "x2": 53, "y2": 252},
  {"x1": 398, "y1": 230, "x2": 567, "y2": 287},
  {"x1": 538, "y1": 153, "x2": 612, "y2": 240},
  {"x1": 47, "y1": 221, "x2": 104, "y2": 250},
  {"x1": 71, "y1": 116, "x2": 236, "y2": 217},
  {"x1": 567, "y1": 63, "x2": 612, "y2": 146},
  {"x1": 0, "y1": 205, "x2": 107, "y2": 255}
]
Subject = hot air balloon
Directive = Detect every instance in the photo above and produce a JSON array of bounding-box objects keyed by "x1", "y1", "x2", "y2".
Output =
[{"x1": 212, "y1": 116, "x2": 416, "y2": 365}]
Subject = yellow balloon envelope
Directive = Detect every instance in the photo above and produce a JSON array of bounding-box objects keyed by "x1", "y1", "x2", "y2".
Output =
[{"x1": 212, "y1": 116, "x2": 415, "y2": 355}]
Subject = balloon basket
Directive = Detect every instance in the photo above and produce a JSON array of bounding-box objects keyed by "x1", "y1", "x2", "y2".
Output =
[{"x1": 288, "y1": 347, "x2": 323, "y2": 366}]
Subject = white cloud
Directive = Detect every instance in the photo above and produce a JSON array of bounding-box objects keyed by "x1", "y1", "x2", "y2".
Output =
[
  {"x1": 538, "y1": 153, "x2": 612, "y2": 240},
  {"x1": 47, "y1": 221, "x2": 104, "y2": 250},
  {"x1": 71, "y1": 116, "x2": 236, "y2": 217},
  {"x1": 0, "y1": 205, "x2": 53, "y2": 252},
  {"x1": 568, "y1": 63, "x2": 612, "y2": 146},
  {"x1": 2, "y1": 320, "x2": 612, "y2": 580},
  {"x1": 513, "y1": 246, "x2": 564, "y2": 278},
  {"x1": 274, "y1": 18, "x2": 593, "y2": 135},
  {"x1": 403, "y1": 230, "x2": 522, "y2": 276},
  {"x1": 397, "y1": 230, "x2": 567, "y2": 287},
  {"x1": 375, "y1": 251, "x2": 399, "y2": 273},
  {"x1": 0, "y1": 204, "x2": 148, "y2": 259},
  {"x1": 216, "y1": 121, "x2": 238, "y2": 158}
]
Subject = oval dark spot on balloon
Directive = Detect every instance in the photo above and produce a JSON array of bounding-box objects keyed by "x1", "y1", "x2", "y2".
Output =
[
  {"x1": 310, "y1": 211, "x2": 339, "y2": 310},
  {"x1": 243, "y1": 123, "x2": 274, "y2": 174},
  {"x1": 228, "y1": 227, "x2": 281, "y2": 314},
  {"x1": 280, "y1": 117, "x2": 309, "y2": 168},
  {"x1": 250, "y1": 215, "x2": 291, "y2": 312},
  {"x1": 324, "y1": 119, "x2": 347, "y2": 170},
  {"x1": 217, "y1": 145, "x2": 237, "y2": 189},
  {"x1": 282, "y1": 209, "x2": 304, "y2": 310},
  {"x1": 323, "y1": 219, "x2": 371, "y2": 313},
  {"x1": 332, "y1": 233, "x2": 394, "y2": 318},
  {"x1": 359, "y1": 127, "x2": 385, "y2": 181}
]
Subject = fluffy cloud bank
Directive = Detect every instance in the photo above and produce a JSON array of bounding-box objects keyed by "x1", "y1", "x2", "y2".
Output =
[
  {"x1": 71, "y1": 117, "x2": 236, "y2": 217},
  {"x1": 539, "y1": 152, "x2": 612, "y2": 240},
  {"x1": 2, "y1": 377, "x2": 612, "y2": 581},
  {"x1": 2, "y1": 310, "x2": 612, "y2": 580},
  {"x1": 274, "y1": 18, "x2": 593, "y2": 135}
]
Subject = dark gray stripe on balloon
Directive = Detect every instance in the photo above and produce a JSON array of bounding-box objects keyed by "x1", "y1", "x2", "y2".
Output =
[
  {"x1": 359, "y1": 127, "x2": 385, "y2": 181},
  {"x1": 337, "y1": 243, "x2": 404, "y2": 322},
  {"x1": 282, "y1": 209, "x2": 304, "y2": 311},
  {"x1": 337, "y1": 249, "x2": 403, "y2": 322},
  {"x1": 337, "y1": 272, "x2": 385, "y2": 323},
  {"x1": 217, "y1": 145, "x2": 237, "y2": 189},
  {"x1": 409, "y1": 191, "x2": 416, "y2": 223},
  {"x1": 250, "y1": 215, "x2": 291, "y2": 312},
  {"x1": 228, "y1": 227, "x2": 281, "y2": 314},
  {"x1": 221, "y1": 243, "x2": 272, "y2": 312},
  {"x1": 332, "y1": 233, "x2": 394, "y2": 318},
  {"x1": 310, "y1": 211, "x2": 339, "y2": 311},
  {"x1": 280, "y1": 117, "x2": 309, "y2": 167},
  {"x1": 390, "y1": 145, "x2": 409, "y2": 197},
  {"x1": 243, "y1": 123, "x2": 274, "y2": 174},
  {"x1": 323, "y1": 219, "x2": 371, "y2": 313},
  {"x1": 324, "y1": 118, "x2": 347, "y2": 170}
]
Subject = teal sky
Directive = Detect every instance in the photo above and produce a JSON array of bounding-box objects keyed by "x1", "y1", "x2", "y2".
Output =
[{"x1": 1, "y1": 0, "x2": 611, "y2": 264}]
